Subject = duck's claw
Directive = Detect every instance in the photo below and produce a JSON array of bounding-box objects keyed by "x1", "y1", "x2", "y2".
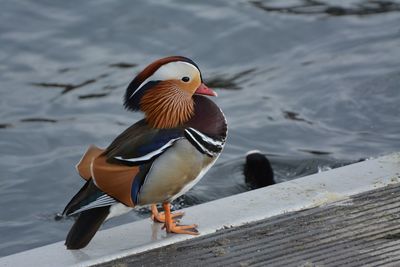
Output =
[
  {"x1": 162, "y1": 202, "x2": 199, "y2": 235},
  {"x1": 151, "y1": 204, "x2": 184, "y2": 223},
  {"x1": 163, "y1": 222, "x2": 199, "y2": 235}
]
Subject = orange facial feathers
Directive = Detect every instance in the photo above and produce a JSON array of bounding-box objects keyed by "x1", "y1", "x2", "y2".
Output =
[
  {"x1": 124, "y1": 56, "x2": 202, "y2": 112},
  {"x1": 140, "y1": 81, "x2": 195, "y2": 128}
]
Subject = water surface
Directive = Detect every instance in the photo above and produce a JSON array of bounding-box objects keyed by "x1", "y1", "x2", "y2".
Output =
[{"x1": 1, "y1": 0, "x2": 400, "y2": 256}]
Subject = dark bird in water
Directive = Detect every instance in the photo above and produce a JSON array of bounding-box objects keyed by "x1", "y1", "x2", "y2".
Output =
[
  {"x1": 62, "y1": 56, "x2": 227, "y2": 249},
  {"x1": 244, "y1": 150, "x2": 274, "y2": 189}
]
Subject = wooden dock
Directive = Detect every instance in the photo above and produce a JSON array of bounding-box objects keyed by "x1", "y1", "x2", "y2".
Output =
[
  {"x1": 1, "y1": 153, "x2": 399, "y2": 267},
  {"x1": 97, "y1": 183, "x2": 400, "y2": 267}
]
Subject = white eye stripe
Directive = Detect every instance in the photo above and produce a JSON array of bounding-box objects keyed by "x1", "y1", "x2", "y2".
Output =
[{"x1": 129, "y1": 61, "x2": 199, "y2": 99}]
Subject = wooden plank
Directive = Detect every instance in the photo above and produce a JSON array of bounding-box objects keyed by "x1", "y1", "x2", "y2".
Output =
[{"x1": 96, "y1": 184, "x2": 400, "y2": 267}]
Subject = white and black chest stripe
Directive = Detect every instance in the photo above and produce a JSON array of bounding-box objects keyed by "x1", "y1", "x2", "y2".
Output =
[{"x1": 184, "y1": 127, "x2": 225, "y2": 157}]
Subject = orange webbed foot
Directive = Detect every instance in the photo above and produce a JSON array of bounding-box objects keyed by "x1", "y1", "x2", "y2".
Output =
[
  {"x1": 162, "y1": 222, "x2": 199, "y2": 235},
  {"x1": 162, "y1": 202, "x2": 199, "y2": 235},
  {"x1": 151, "y1": 204, "x2": 184, "y2": 223}
]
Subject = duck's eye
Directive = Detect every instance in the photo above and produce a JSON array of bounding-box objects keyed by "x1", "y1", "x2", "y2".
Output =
[{"x1": 181, "y1": 76, "x2": 190, "y2": 82}]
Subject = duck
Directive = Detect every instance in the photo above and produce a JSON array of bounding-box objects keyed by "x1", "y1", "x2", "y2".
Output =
[
  {"x1": 62, "y1": 56, "x2": 227, "y2": 249},
  {"x1": 243, "y1": 150, "x2": 274, "y2": 189}
]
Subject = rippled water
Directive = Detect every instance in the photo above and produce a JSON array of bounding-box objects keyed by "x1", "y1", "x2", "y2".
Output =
[{"x1": 1, "y1": 0, "x2": 400, "y2": 256}]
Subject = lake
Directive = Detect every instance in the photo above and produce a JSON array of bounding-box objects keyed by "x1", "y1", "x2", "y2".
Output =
[{"x1": 1, "y1": 0, "x2": 399, "y2": 256}]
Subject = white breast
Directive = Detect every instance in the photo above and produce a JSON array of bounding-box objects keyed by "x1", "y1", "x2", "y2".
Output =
[{"x1": 137, "y1": 139, "x2": 217, "y2": 205}]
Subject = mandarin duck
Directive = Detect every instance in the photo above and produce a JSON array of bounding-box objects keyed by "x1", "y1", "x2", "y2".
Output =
[{"x1": 62, "y1": 56, "x2": 227, "y2": 249}]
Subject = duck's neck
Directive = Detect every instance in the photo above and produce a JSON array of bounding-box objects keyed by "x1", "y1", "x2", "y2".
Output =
[{"x1": 140, "y1": 82, "x2": 194, "y2": 129}]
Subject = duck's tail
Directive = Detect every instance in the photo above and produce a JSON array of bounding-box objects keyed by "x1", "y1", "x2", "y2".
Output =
[
  {"x1": 65, "y1": 206, "x2": 110, "y2": 249},
  {"x1": 63, "y1": 179, "x2": 114, "y2": 250}
]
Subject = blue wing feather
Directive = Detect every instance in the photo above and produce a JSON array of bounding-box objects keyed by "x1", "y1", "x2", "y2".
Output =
[{"x1": 104, "y1": 120, "x2": 184, "y2": 165}]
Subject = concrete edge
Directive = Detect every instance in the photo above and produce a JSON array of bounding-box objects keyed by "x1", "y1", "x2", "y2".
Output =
[{"x1": 1, "y1": 152, "x2": 399, "y2": 267}]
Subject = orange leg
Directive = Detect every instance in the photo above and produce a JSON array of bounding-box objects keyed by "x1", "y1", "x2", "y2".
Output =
[
  {"x1": 162, "y1": 202, "x2": 199, "y2": 235},
  {"x1": 151, "y1": 204, "x2": 184, "y2": 223}
]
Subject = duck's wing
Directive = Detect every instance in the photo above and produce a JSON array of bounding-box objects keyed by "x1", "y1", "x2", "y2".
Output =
[
  {"x1": 103, "y1": 119, "x2": 184, "y2": 165},
  {"x1": 62, "y1": 178, "x2": 115, "y2": 250},
  {"x1": 62, "y1": 179, "x2": 116, "y2": 216},
  {"x1": 74, "y1": 119, "x2": 184, "y2": 208},
  {"x1": 73, "y1": 145, "x2": 143, "y2": 208}
]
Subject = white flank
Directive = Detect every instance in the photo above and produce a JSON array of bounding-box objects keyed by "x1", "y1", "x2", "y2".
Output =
[{"x1": 173, "y1": 155, "x2": 220, "y2": 201}]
